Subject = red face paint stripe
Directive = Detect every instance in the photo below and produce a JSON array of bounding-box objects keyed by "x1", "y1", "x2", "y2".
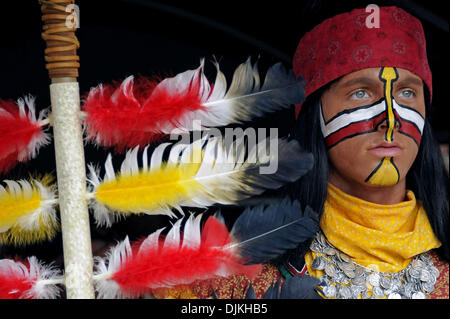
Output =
[
  {"x1": 325, "y1": 112, "x2": 386, "y2": 148},
  {"x1": 399, "y1": 121, "x2": 422, "y2": 146},
  {"x1": 393, "y1": 109, "x2": 422, "y2": 146}
]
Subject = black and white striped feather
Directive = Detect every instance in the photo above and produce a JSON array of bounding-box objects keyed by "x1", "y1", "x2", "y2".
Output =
[
  {"x1": 230, "y1": 197, "x2": 319, "y2": 264},
  {"x1": 160, "y1": 57, "x2": 305, "y2": 131}
]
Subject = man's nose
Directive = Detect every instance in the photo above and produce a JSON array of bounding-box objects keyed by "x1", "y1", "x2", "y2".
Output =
[{"x1": 377, "y1": 119, "x2": 400, "y2": 130}]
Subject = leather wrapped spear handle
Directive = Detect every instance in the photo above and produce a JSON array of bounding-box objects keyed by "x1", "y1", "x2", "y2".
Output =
[{"x1": 40, "y1": 0, "x2": 80, "y2": 79}]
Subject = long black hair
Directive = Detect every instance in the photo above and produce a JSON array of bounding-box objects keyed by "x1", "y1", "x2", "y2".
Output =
[
  {"x1": 407, "y1": 89, "x2": 449, "y2": 261},
  {"x1": 282, "y1": 85, "x2": 449, "y2": 267},
  {"x1": 274, "y1": 86, "x2": 330, "y2": 268}
]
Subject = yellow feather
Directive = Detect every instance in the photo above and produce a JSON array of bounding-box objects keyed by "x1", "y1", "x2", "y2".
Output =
[
  {"x1": 0, "y1": 185, "x2": 41, "y2": 231},
  {"x1": 0, "y1": 175, "x2": 59, "y2": 246},
  {"x1": 0, "y1": 213, "x2": 60, "y2": 246},
  {"x1": 95, "y1": 162, "x2": 203, "y2": 214},
  {"x1": 31, "y1": 172, "x2": 55, "y2": 187}
]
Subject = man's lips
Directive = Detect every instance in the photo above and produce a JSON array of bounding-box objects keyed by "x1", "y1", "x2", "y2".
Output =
[{"x1": 368, "y1": 143, "x2": 403, "y2": 157}]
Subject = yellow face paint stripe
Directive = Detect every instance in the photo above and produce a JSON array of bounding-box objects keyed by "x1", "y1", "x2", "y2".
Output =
[
  {"x1": 365, "y1": 157, "x2": 399, "y2": 186},
  {"x1": 379, "y1": 67, "x2": 398, "y2": 142},
  {"x1": 365, "y1": 67, "x2": 401, "y2": 186}
]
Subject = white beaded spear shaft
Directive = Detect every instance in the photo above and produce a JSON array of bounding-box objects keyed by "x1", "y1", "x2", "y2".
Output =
[{"x1": 39, "y1": 0, "x2": 95, "y2": 298}]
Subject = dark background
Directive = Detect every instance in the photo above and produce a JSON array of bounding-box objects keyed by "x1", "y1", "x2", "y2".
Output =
[{"x1": 0, "y1": 0, "x2": 448, "y2": 267}]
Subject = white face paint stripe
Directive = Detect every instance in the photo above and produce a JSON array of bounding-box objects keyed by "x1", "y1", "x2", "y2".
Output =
[
  {"x1": 392, "y1": 100, "x2": 424, "y2": 134},
  {"x1": 320, "y1": 99, "x2": 424, "y2": 141},
  {"x1": 320, "y1": 100, "x2": 385, "y2": 138}
]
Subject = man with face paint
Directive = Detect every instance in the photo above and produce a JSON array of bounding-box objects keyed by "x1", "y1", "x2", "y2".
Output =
[
  {"x1": 320, "y1": 66, "x2": 425, "y2": 192},
  {"x1": 281, "y1": 5, "x2": 449, "y2": 299}
]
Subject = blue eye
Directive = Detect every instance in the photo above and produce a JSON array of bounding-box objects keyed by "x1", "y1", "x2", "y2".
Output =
[
  {"x1": 351, "y1": 90, "x2": 369, "y2": 99},
  {"x1": 399, "y1": 89, "x2": 415, "y2": 99}
]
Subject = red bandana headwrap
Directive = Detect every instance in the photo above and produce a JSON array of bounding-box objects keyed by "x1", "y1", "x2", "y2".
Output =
[{"x1": 293, "y1": 6, "x2": 432, "y2": 118}]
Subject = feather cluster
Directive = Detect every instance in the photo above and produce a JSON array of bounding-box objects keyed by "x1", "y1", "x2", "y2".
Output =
[
  {"x1": 0, "y1": 198, "x2": 319, "y2": 299},
  {"x1": 94, "y1": 197, "x2": 319, "y2": 299},
  {"x1": 82, "y1": 57, "x2": 304, "y2": 151},
  {"x1": 0, "y1": 96, "x2": 50, "y2": 174},
  {"x1": 0, "y1": 257, "x2": 62, "y2": 299},
  {"x1": 93, "y1": 214, "x2": 261, "y2": 299},
  {"x1": 87, "y1": 135, "x2": 313, "y2": 227},
  {"x1": 87, "y1": 142, "x2": 204, "y2": 227},
  {"x1": 0, "y1": 175, "x2": 59, "y2": 245}
]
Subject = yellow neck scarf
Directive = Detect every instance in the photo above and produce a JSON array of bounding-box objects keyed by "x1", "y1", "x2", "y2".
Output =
[{"x1": 311, "y1": 183, "x2": 441, "y2": 273}]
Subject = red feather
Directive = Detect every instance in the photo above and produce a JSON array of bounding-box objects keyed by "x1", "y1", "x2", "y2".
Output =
[
  {"x1": 0, "y1": 257, "x2": 61, "y2": 299},
  {"x1": 0, "y1": 273, "x2": 34, "y2": 299},
  {"x1": 82, "y1": 58, "x2": 303, "y2": 153},
  {"x1": 82, "y1": 68, "x2": 206, "y2": 152},
  {"x1": 94, "y1": 216, "x2": 261, "y2": 298},
  {"x1": 0, "y1": 98, "x2": 49, "y2": 174},
  {"x1": 0, "y1": 151, "x2": 20, "y2": 176},
  {"x1": 0, "y1": 259, "x2": 35, "y2": 299}
]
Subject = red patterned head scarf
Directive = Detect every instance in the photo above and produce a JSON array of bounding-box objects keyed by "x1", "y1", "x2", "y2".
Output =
[{"x1": 293, "y1": 6, "x2": 432, "y2": 118}]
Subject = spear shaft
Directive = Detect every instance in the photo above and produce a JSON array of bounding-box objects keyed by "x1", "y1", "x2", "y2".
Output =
[{"x1": 39, "y1": 0, "x2": 94, "y2": 298}]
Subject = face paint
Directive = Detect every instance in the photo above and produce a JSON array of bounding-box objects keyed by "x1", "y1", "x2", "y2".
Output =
[
  {"x1": 365, "y1": 157, "x2": 400, "y2": 186},
  {"x1": 320, "y1": 99, "x2": 386, "y2": 148},
  {"x1": 366, "y1": 67, "x2": 399, "y2": 186},
  {"x1": 365, "y1": 99, "x2": 425, "y2": 186},
  {"x1": 380, "y1": 67, "x2": 398, "y2": 142},
  {"x1": 320, "y1": 67, "x2": 425, "y2": 186},
  {"x1": 320, "y1": 98, "x2": 424, "y2": 148},
  {"x1": 393, "y1": 99, "x2": 424, "y2": 147}
]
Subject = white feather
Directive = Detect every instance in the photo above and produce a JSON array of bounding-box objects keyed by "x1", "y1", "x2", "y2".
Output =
[
  {"x1": 87, "y1": 163, "x2": 126, "y2": 228},
  {"x1": 149, "y1": 142, "x2": 171, "y2": 169},
  {"x1": 86, "y1": 164, "x2": 101, "y2": 187},
  {"x1": 87, "y1": 164, "x2": 110, "y2": 227},
  {"x1": 138, "y1": 227, "x2": 164, "y2": 255},
  {"x1": 120, "y1": 146, "x2": 140, "y2": 175},
  {"x1": 179, "y1": 135, "x2": 310, "y2": 209},
  {"x1": 15, "y1": 180, "x2": 57, "y2": 232},
  {"x1": 25, "y1": 257, "x2": 62, "y2": 299},
  {"x1": 93, "y1": 237, "x2": 133, "y2": 299},
  {"x1": 162, "y1": 218, "x2": 183, "y2": 250},
  {"x1": 208, "y1": 60, "x2": 227, "y2": 101},
  {"x1": 142, "y1": 145, "x2": 149, "y2": 171},
  {"x1": 89, "y1": 198, "x2": 120, "y2": 228},
  {"x1": 158, "y1": 57, "x2": 302, "y2": 132},
  {"x1": 104, "y1": 154, "x2": 115, "y2": 182},
  {"x1": 88, "y1": 133, "x2": 309, "y2": 226},
  {"x1": 181, "y1": 213, "x2": 203, "y2": 250},
  {"x1": 111, "y1": 76, "x2": 136, "y2": 104}
]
